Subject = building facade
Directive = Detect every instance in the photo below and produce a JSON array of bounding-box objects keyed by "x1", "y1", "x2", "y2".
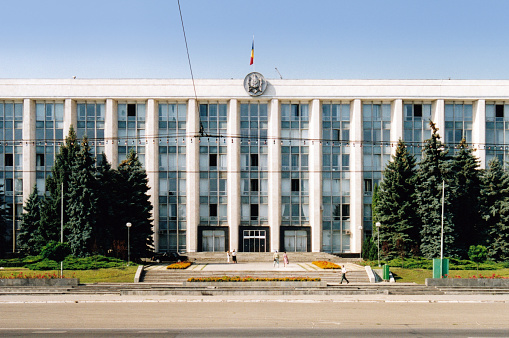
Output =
[{"x1": 1, "y1": 78, "x2": 508, "y2": 254}]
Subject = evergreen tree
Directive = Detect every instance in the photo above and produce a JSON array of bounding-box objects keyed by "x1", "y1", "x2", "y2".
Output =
[
  {"x1": 40, "y1": 126, "x2": 80, "y2": 243},
  {"x1": 117, "y1": 149, "x2": 153, "y2": 260},
  {"x1": 449, "y1": 139, "x2": 482, "y2": 257},
  {"x1": 0, "y1": 186, "x2": 8, "y2": 258},
  {"x1": 375, "y1": 139, "x2": 419, "y2": 259},
  {"x1": 480, "y1": 158, "x2": 509, "y2": 261},
  {"x1": 66, "y1": 137, "x2": 98, "y2": 257},
  {"x1": 415, "y1": 122, "x2": 459, "y2": 258},
  {"x1": 17, "y1": 186, "x2": 43, "y2": 255}
]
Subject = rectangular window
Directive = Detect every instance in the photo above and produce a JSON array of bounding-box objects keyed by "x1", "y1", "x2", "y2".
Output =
[
  {"x1": 209, "y1": 204, "x2": 218, "y2": 217},
  {"x1": 496, "y1": 105, "x2": 504, "y2": 119},
  {"x1": 250, "y1": 154, "x2": 258, "y2": 167},
  {"x1": 36, "y1": 154, "x2": 45, "y2": 167},
  {"x1": 251, "y1": 204, "x2": 259, "y2": 220},
  {"x1": 364, "y1": 179, "x2": 372, "y2": 193},
  {"x1": 250, "y1": 179, "x2": 259, "y2": 192},
  {"x1": 209, "y1": 154, "x2": 217, "y2": 167},
  {"x1": 342, "y1": 204, "x2": 350, "y2": 219},
  {"x1": 5, "y1": 154, "x2": 13, "y2": 166},
  {"x1": 127, "y1": 104, "x2": 136, "y2": 117},
  {"x1": 291, "y1": 179, "x2": 300, "y2": 192}
]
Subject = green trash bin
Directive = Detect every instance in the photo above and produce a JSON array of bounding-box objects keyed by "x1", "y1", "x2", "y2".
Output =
[
  {"x1": 433, "y1": 258, "x2": 449, "y2": 278},
  {"x1": 383, "y1": 264, "x2": 390, "y2": 281}
]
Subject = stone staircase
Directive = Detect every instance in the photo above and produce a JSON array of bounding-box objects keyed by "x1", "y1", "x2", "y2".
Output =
[{"x1": 184, "y1": 252, "x2": 360, "y2": 263}]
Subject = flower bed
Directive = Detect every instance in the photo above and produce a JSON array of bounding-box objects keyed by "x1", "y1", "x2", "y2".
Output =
[
  {"x1": 312, "y1": 261, "x2": 340, "y2": 269},
  {"x1": 185, "y1": 276, "x2": 325, "y2": 287},
  {"x1": 166, "y1": 262, "x2": 192, "y2": 269},
  {"x1": 188, "y1": 276, "x2": 320, "y2": 282}
]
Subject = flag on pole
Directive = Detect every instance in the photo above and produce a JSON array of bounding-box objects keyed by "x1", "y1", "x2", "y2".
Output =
[{"x1": 250, "y1": 37, "x2": 254, "y2": 65}]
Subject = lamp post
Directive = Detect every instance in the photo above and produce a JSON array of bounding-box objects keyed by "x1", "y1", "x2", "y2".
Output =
[
  {"x1": 126, "y1": 222, "x2": 132, "y2": 266},
  {"x1": 358, "y1": 225, "x2": 363, "y2": 259},
  {"x1": 375, "y1": 222, "x2": 381, "y2": 267}
]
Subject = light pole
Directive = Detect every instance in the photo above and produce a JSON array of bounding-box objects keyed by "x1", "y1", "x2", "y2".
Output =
[
  {"x1": 358, "y1": 225, "x2": 363, "y2": 259},
  {"x1": 126, "y1": 222, "x2": 132, "y2": 266},
  {"x1": 376, "y1": 222, "x2": 381, "y2": 267}
]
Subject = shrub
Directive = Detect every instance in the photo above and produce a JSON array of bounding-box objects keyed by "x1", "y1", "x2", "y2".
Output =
[
  {"x1": 312, "y1": 261, "x2": 340, "y2": 269},
  {"x1": 24, "y1": 255, "x2": 127, "y2": 270},
  {"x1": 41, "y1": 241, "x2": 72, "y2": 262}
]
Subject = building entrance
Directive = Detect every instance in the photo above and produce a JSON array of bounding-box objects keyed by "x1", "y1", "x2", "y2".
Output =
[
  {"x1": 202, "y1": 229, "x2": 225, "y2": 252},
  {"x1": 284, "y1": 230, "x2": 307, "y2": 252},
  {"x1": 243, "y1": 230, "x2": 266, "y2": 252}
]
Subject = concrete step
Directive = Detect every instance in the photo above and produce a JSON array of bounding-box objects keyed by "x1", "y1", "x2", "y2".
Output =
[{"x1": 184, "y1": 252, "x2": 361, "y2": 263}]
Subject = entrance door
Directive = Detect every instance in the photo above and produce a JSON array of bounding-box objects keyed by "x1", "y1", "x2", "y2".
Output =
[
  {"x1": 284, "y1": 230, "x2": 308, "y2": 252},
  {"x1": 243, "y1": 230, "x2": 266, "y2": 252},
  {"x1": 202, "y1": 230, "x2": 225, "y2": 252}
]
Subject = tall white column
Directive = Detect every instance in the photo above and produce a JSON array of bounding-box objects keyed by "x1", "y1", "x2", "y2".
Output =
[
  {"x1": 308, "y1": 99, "x2": 322, "y2": 252},
  {"x1": 64, "y1": 99, "x2": 77, "y2": 137},
  {"x1": 472, "y1": 100, "x2": 486, "y2": 169},
  {"x1": 22, "y1": 99, "x2": 35, "y2": 200},
  {"x1": 227, "y1": 99, "x2": 240, "y2": 251},
  {"x1": 145, "y1": 99, "x2": 159, "y2": 250},
  {"x1": 186, "y1": 99, "x2": 199, "y2": 252},
  {"x1": 349, "y1": 99, "x2": 363, "y2": 254},
  {"x1": 391, "y1": 99, "x2": 403, "y2": 155},
  {"x1": 433, "y1": 99, "x2": 445, "y2": 138},
  {"x1": 268, "y1": 99, "x2": 281, "y2": 252},
  {"x1": 105, "y1": 99, "x2": 118, "y2": 168}
]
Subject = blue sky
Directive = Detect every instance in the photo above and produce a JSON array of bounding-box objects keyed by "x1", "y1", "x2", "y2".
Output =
[{"x1": 1, "y1": 0, "x2": 508, "y2": 80}]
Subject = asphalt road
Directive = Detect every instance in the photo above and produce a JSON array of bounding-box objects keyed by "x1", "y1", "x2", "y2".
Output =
[{"x1": 0, "y1": 301, "x2": 508, "y2": 336}]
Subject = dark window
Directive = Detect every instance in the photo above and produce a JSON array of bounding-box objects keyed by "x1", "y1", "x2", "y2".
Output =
[
  {"x1": 291, "y1": 179, "x2": 300, "y2": 192},
  {"x1": 127, "y1": 104, "x2": 136, "y2": 117},
  {"x1": 342, "y1": 204, "x2": 350, "y2": 219},
  {"x1": 364, "y1": 179, "x2": 372, "y2": 193},
  {"x1": 414, "y1": 104, "x2": 422, "y2": 117},
  {"x1": 5, "y1": 178, "x2": 13, "y2": 191},
  {"x1": 36, "y1": 154, "x2": 45, "y2": 167},
  {"x1": 5, "y1": 154, "x2": 13, "y2": 166},
  {"x1": 250, "y1": 204, "x2": 259, "y2": 220},
  {"x1": 250, "y1": 179, "x2": 259, "y2": 192},
  {"x1": 209, "y1": 154, "x2": 217, "y2": 167},
  {"x1": 250, "y1": 154, "x2": 258, "y2": 167},
  {"x1": 496, "y1": 105, "x2": 504, "y2": 119},
  {"x1": 209, "y1": 204, "x2": 217, "y2": 217},
  {"x1": 333, "y1": 129, "x2": 340, "y2": 141}
]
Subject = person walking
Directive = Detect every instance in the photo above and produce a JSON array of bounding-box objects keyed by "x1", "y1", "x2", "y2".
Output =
[
  {"x1": 226, "y1": 251, "x2": 230, "y2": 264},
  {"x1": 283, "y1": 252, "x2": 289, "y2": 267},
  {"x1": 232, "y1": 249, "x2": 237, "y2": 263},
  {"x1": 273, "y1": 250, "x2": 280, "y2": 268},
  {"x1": 340, "y1": 264, "x2": 350, "y2": 284}
]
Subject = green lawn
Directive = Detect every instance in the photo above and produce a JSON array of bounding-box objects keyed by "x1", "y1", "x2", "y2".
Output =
[
  {"x1": 0, "y1": 266, "x2": 139, "y2": 283},
  {"x1": 390, "y1": 267, "x2": 509, "y2": 284}
]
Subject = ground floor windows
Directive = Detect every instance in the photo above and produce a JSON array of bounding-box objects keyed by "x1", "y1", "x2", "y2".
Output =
[
  {"x1": 242, "y1": 229, "x2": 267, "y2": 252},
  {"x1": 200, "y1": 228, "x2": 227, "y2": 252},
  {"x1": 282, "y1": 230, "x2": 308, "y2": 252}
]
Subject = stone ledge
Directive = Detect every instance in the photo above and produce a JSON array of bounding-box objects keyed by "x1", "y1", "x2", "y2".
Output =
[
  {"x1": 0, "y1": 278, "x2": 79, "y2": 287},
  {"x1": 426, "y1": 278, "x2": 509, "y2": 287},
  {"x1": 184, "y1": 281, "x2": 326, "y2": 287}
]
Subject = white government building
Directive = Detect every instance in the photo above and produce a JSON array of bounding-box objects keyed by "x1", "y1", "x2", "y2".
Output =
[{"x1": 1, "y1": 76, "x2": 508, "y2": 254}]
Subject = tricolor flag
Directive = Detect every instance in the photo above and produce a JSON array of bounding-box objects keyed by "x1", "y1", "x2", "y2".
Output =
[{"x1": 250, "y1": 38, "x2": 254, "y2": 65}]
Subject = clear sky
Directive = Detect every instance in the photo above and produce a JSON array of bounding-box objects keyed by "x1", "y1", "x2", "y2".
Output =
[{"x1": 1, "y1": 0, "x2": 509, "y2": 80}]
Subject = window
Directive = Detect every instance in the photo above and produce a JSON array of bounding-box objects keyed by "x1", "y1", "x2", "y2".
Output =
[
  {"x1": 127, "y1": 104, "x2": 136, "y2": 117},
  {"x1": 209, "y1": 154, "x2": 217, "y2": 167},
  {"x1": 5, "y1": 154, "x2": 13, "y2": 166},
  {"x1": 36, "y1": 154, "x2": 45, "y2": 167},
  {"x1": 209, "y1": 204, "x2": 218, "y2": 217},
  {"x1": 496, "y1": 105, "x2": 504, "y2": 120},
  {"x1": 250, "y1": 154, "x2": 258, "y2": 167},
  {"x1": 291, "y1": 179, "x2": 300, "y2": 192},
  {"x1": 364, "y1": 179, "x2": 372, "y2": 194},
  {"x1": 414, "y1": 104, "x2": 422, "y2": 117},
  {"x1": 251, "y1": 179, "x2": 259, "y2": 192},
  {"x1": 342, "y1": 204, "x2": 350, "y2": 219},
  {"x1": 251, "y1": 204, "x2": 259, "y2": 220}
]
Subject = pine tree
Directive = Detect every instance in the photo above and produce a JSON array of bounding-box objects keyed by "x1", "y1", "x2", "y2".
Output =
[
  {"x1": 449, "y1": 139, "x2": 482, "y2": 257},
  {"x1": 40, "y1": 126, "x2": 81, "y2": 243},
  {"x1": 117, "y1": 149, "x2": 153, "y2": 260},
  {"x1": 17, "y1": 186, "x2": 43, "y2": 255},
  {"x1": 415, "y1": 122, "x2": 459, "y2": 258},
  {"x1": 66, "y1": 137, "x2": 98, "y2": 257},
  {"x1": 375, "y1": 139, "x2": 419, "y2": 259},
  {"x1": 0, "y1": 186, "x2": 8, "y2": 258},
  {"x1": 480, "y1": 158, "x2": 509, "y2": 261}
]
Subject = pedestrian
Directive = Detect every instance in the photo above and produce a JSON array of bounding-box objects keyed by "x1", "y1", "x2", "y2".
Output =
[
  {"x1": 340, "y1": 264, "x2": 350, "y2": 284},
  {"x1": 283, "y1": 252, "x2": 289, "y2": 267},
  {"x1": 232, "y1": 249, "x2": 237, "y2": 263},
  {"x1": 226, "y1": 251, "x2": 230, "y2": 264},
  {"x1": 273, "y1": 250, "x2": 280, "y2": 268}
]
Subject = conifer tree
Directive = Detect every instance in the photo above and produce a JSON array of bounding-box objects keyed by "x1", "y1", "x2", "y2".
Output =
[
  {"x1": 0, "y1": 187, "x2": 8, "y2": 258},
  {"x1": 480, "y1": 158, "x2": 509, "y2": 261},
  {"x1": 375, "y1": 139, "x2": 419, "y2": 259},
  {"x1": 116, "y1": 149, "x2": 153, "y2": 260},
  {"x1": 449, "y1": 139, "x2": 482, "y2": 257},
  {"x1": 17, "y1": 186, "x2": 43, "y2": 255},
  {"x1": 415, "y1": 122, "x2": 459, "y2": 258},
  {"x1": 66, "y1": 137, "x2": 97, "y2": 257}
]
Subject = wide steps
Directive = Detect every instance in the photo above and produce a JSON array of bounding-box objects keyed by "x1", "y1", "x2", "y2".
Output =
[{"x1": 185, "y1": 252, "x2": 359, "y2": 263}]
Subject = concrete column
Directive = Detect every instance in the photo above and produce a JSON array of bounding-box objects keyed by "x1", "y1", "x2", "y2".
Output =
[
  {"x1": 22, "y1": 99, "x2": 35, "y2": 201},
  {"x1": 433, "y1": 99, "x2": 445, "y2": 138},
  {"x1": 391, "y1": 99, "x2": 403, "y2": 155},
  {"x1": 308, "y1": 99, "x2": 322, "y2": 252},
  {"x1": 349, "y1": 99, "x2": 363, "y2": 254},
  {"x1": 268, "y1": 99, "x2": 281, "y2": 252},
  {"x1": 227, "y1": 99, "x2": 240, "y2": 252},
  {"x1": 105, "y1": 99, "x2": 118, "y2": 168},
  {"x1": 472, "y1": 100, "x2": 486, "y2": 169},
  {"x1": 64, "y1": 99, "x2": 77, "y2": 137},
  {"x1": 186, "y1": 99, "x2": 199, "y2": 252},
  {"x1": 145, "y1": 99, "x2": 159, "y2": 250}
]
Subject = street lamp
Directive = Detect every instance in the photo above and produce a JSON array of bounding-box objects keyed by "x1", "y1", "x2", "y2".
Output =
[
  {"x1": 375, "y1": 222, "x2": 381, "y2": 267},
  {"x1": 126, "y1": 222, "x2": 132, "y2": 266}
]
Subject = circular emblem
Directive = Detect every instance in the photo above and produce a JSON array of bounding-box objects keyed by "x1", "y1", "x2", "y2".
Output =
[{"x1": 243, "y1": 72, "x2": 267, "y2": 96}]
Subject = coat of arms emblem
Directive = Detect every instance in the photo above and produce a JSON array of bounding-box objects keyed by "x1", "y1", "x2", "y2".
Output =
[{"x1": 244, "y1": 72, "x2": 267, "y2": 97}]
